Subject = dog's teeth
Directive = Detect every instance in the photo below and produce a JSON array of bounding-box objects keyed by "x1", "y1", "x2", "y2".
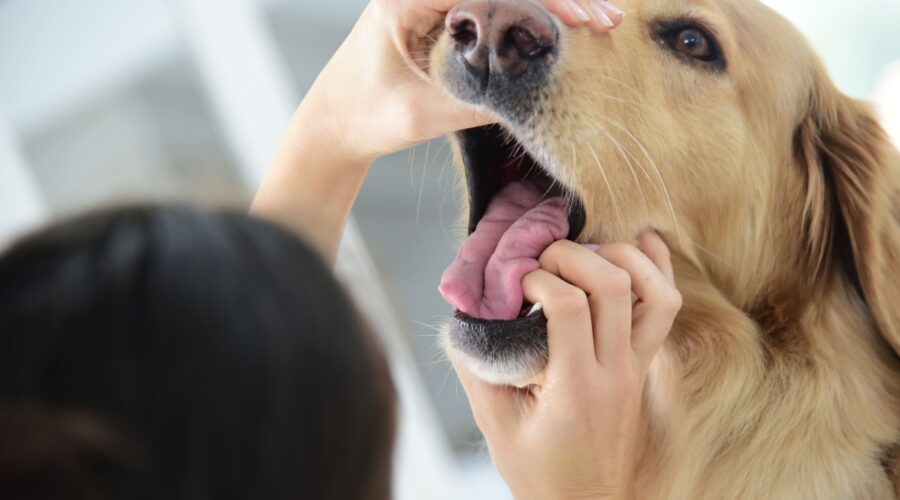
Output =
[{"x1": 528, "y1": 302, "x2": 543, "y2": 315}]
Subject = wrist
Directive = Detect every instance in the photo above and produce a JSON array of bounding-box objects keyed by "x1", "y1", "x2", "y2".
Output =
[
  {"x1": 252, "y1": 93, "x2": 374, "y2": 263},
  {"x1": 289, "y1": 95, "x2": 374, "y2": 171}
]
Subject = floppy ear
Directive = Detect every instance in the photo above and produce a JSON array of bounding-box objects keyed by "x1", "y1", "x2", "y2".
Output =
[{"x1": 796, "y1": 74, "x2": 900, "y2": 358}]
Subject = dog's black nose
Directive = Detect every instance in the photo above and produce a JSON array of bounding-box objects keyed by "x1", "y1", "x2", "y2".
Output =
[{"x1": 446, "y1": 0, "x2": 558, "y2": 87}]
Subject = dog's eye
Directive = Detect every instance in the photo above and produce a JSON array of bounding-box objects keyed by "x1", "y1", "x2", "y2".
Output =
[
  {"x1": 673, "y1": 29, "x2": 711, "y2": 59},
  {"x1": 657, "y1": 23, "x2": 725, "y2": 69}
]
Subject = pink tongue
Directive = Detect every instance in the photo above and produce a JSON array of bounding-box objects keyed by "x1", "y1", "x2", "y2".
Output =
[{"x1": 439, "y1": 181, "x2": 569, "y2": 320}]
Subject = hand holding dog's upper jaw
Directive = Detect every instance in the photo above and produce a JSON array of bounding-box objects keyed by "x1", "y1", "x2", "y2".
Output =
[
  {"x1": 300, "y1": 0, "x2": 625, "y2": 166},
  {"x1": 453, "y1": 231, "x2": 681, "y2": 500},
  {"x1": 252, "y1": 0, "x2": 624, "y2": 262}
]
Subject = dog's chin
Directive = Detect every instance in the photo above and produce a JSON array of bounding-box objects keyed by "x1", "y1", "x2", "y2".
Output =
[{"x1": 443, "y1": 312, "x2": 549, "y2": 387}]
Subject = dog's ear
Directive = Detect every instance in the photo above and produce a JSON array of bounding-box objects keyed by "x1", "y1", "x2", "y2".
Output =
[{"x1": 796, "y1": 73, "x2": 900, "y2": 357}]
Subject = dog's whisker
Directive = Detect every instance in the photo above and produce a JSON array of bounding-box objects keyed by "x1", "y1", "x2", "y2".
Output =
[
  {"x1": 416, "y1": 139, "x2": 433, "y2": 224},
  {"x1": 587, "y1": 143, "x2": 623, "y2": 223},
  {"x1": 541, "y1": 148, "x2": 568, "y2": 201},
  {"x1": 569, "y1": 82, "x2": 646, "y2": 103},
  {"x1": 584, "y1": 73, "x2": 641, "y2": 92},
  {"x1": 575, "y1": 63, "x2": 633, "y2": 75},
  {"x1": 570, "y1": 88, "x2": 650, "y2": 114},
  {"x1": 597, "y1": 115, "x2": 683, "y2": 242},
  {"x1": 693, "y1": 241, "x2": 733, "y2": 270},
  {"x1": 434, "y1": 356, "x2": 458, "y2": 399},
  {"x1": 436, "y1": 146, "x2": 460, "y2": 246},
  {"x1": 422, "y1": 353, "x2": 451, "y2": 375},
  {"x1": 567, "y1": 79, "x2": 645, "y2": 100},
  {"x1": 408, "y1": 143, "x2": 418, "y2": 192},
  {"x1": 586, "y1": 116, "x2": 659, "y2": 199},
  {"x1": 599, "y1": 93, "x2": 647, "y2": 112},
  {"x1": 583, "y1": 118, "x2": 650, "y2": 218}
]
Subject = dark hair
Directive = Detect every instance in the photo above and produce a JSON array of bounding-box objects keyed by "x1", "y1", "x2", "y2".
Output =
[{"x1": 0, "y1": 206, "x2": 396, "y2": 500}]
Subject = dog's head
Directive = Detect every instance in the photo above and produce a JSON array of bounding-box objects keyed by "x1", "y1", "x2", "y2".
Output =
[{"x1": 429, "y1": 0, "x2": 900, "y2": 385}]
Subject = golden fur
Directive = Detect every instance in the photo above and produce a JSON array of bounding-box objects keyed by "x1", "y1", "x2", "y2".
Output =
[{"x1": 431, "y1": 0, "x2": 900, "y2": 497}]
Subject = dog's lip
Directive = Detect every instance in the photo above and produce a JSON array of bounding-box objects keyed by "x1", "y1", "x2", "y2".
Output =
[
  {"x1": 454, "y1": 302, "x2": 544, "y2": 322},
  {"x1": 450, "y1": 308, "x2": 549, "y2": 356}
]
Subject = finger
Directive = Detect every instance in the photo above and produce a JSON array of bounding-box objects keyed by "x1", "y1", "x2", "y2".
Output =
[
  {"x1": 630, "y1": 301, "x2": 679, "y2": 366},
  {"x1": 426, "y1": 88, "x2": 498, "y2": 131},
  {"x1": 398, "y1": 0, "x2": 464, "y2": 15},
  {"x1": 637, "y1": 230, "x2": 675, "y2": 284},
  {"x1": 450, "y1": 352, "x2": 524, "y2": 436},
  {"x1": 594, "y1": 242, "x2": 673, "y2": 308},
  {"x1": 582, "y1": 0, "x2": 619, "y2": 33},
  {"x1": 521, "y1": 269, "x2": 596, "y2": 376},
  {"x1": 595, "y1": 0, "x2": 626, "y2": 28},
  {"x1": 538, "y1": 240, "x2": 633, "y2": 370},
  {"x1": 595, "y1": 242, "x2": 682, "y2": 364},
  {"x1": 414, "y1": 86, "x2": 498, "y2": 141},
  {"x1": 541, "y1": 0, "x2": 591, "y2": 27}
]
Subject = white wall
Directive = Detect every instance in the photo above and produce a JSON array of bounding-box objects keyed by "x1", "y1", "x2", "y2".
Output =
[{"x1": 763, "y1": 0, "x2": 900, "y2": 99}]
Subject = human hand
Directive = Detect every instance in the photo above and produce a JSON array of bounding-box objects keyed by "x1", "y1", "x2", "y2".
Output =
[
  {"x1": 451, "y1": 231, "x2": 681, "y2": 500},
  {"x1": 292, "y1": 0, "x2": 625, "y2": 167}
]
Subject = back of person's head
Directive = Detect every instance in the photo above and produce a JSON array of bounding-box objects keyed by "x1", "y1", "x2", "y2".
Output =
[{"x1": 0, "y1": 206, "x2": 396, "y2": 500}]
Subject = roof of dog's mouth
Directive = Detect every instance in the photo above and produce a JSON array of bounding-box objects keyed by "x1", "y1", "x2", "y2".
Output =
[
  {"x1": 458, "y1": 126, "x2": 585, "y2": 239},
  {"x1": 438, "y1": 125, "x2": 586, "y2": 323}
]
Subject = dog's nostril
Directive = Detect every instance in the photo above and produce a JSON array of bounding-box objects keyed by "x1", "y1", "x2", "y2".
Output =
[
  {"x1": 505, "y1": 27, "x2": 544, "y2": 58},
  {"x1": 445, "y1": 0, "x2": 558, "y2": 88},
  {"x1": 451, "y1": 19, "x2": 479, "y2": 47}
]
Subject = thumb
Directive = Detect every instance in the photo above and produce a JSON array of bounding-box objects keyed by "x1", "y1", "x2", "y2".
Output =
[{"x1": 417, "y1": 83, "x2": 498, "y2": 138}]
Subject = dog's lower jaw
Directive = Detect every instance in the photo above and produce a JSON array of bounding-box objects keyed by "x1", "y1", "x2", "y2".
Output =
[{"x1": 441, "y1": 323, "x2": 547, "y2": 387}]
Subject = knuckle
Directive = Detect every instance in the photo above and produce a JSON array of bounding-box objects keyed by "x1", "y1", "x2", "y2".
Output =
[
  {"x1": 547, "y1": 287, "x2": 589, "y2": 314},
  {"x1": 600, "y1": 242, "x2": 642, "y2": 263},
  {"x1": 658, "y1": 287, "x2": 684, "y2": 313},
  {"x1": 539, "y1": 239, "x2": 576, "y2": 265},
  {"x1": 606, "y1": 242, "x2": 639, "y2": 257},
  {"x1": 600, "y1": 268, "x2": 632, "y2": 297}
]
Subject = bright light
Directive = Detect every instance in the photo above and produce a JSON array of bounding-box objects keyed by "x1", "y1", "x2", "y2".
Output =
[{"x1": 873, "y1": 61, "x2": 900, "y2": 149}]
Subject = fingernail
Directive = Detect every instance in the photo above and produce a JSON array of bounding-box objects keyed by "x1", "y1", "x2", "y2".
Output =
[
  {"x1": 581, "y1": 243, "x2": 601, "y2": 252},
  {"x1": 528, "y1": 302, "x2": 544, "y2": 316},
  {"x1": 599, "y1": 0, "x2": 625, "y2": 19},
  {"x1": 563, "y1": 0, "x2": 591, "y2": 22},
  {"x1": 589, "y1": 1, "x2": 616, "y2": 28}
]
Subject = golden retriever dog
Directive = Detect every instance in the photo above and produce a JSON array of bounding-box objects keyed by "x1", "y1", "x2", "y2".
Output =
[{"x1": 428, "y1": 0, "x2": 900, "y2": 497}]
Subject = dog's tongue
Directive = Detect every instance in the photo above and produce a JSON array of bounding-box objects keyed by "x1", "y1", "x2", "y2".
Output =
[{"x1": 439, "y1": 181, "x2": 569, "y2": 320}]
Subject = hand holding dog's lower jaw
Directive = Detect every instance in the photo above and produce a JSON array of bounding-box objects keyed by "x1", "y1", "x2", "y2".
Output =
[{"x1": 453, "y1": 233, "x2": 679, "y2": 500}]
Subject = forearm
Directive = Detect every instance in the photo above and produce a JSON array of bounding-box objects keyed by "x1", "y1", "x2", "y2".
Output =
[{"x1": 250, "y1": 101, "x2": 369, "y2": 265}]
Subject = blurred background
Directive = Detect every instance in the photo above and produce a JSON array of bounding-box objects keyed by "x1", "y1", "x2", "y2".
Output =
[{"x1": 1, "y1": 1, "x2": 898, "y2": 498}]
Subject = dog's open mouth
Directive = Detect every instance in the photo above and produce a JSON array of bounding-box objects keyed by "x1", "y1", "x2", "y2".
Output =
[{"x1": 438, "y1": 125, "x2": 585, "y2": 384}]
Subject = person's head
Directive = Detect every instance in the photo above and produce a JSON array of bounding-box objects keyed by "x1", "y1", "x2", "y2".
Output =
[{"x1": 0, "y1": 206, "x2": 396, "y2": 500}]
